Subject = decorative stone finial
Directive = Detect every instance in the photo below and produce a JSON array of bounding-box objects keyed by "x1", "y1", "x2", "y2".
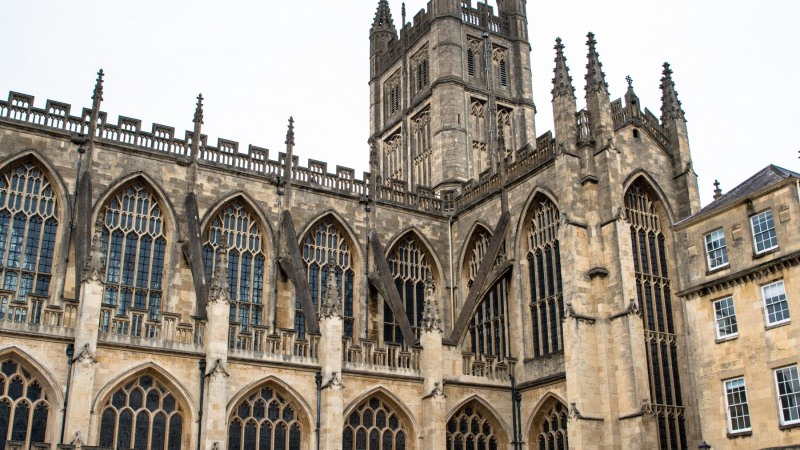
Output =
[
  {"x1": 421, "y1": 273, "x2": 442, "y2": 333},
  {"x1": 319, "y1": 269, "x2": 342, "y2": 319},
  {"x1": 551, "y1": 37, "x2": 575, "y2": 99},
  {"x1": 626, "y1": 75, "x2": 633, "y2": 87},
  {"x1": 194, "y1": 94, "x2": 204, "y2": 125},
  {"x1": 208, "y1": 235, "x2": 230, "y2": 303},
  {"x1": 82, "y1": 215, "x2": 105, "y2": 283},
  {"x1": 372, "y1": 0, "x2": 396, "y2": 32},
  {"x1": 584, "y1": 33, "x2": 609, "y2": 95},
  {"x1": 660, "y1": 62, "x2": 686, "y2": 122},
  {"x1": 713, "y1": 179, "x2": 722, "y2": 201},
  {"x1": 92, "y1": 69, "x2": 104, "y2": 102},
  {"x1": 285, "y1": 116, "x2": 295, "y2": 146}
]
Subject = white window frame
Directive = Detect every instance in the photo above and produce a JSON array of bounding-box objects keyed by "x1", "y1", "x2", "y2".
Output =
[
  {"x1": 762, "y1": 280, "x2": 791, "y2": 327},
  {"x1": 724, "y1": 377, "x2": 752, "y2": 433},
  {"x1": 774, "y1": 365, "x2": 800, "y2": 426},
  {"x1": 713, "y1": 296, "x2": 738, "y2": 340},
  {"x1": 704, "y1": 228, "x2": 729, "y2": 270},
  {"x1": 750, "y1": 209, "x2": 778, "y2": 254}
]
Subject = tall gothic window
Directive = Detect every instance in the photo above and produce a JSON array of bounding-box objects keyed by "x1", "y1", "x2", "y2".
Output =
[
  {"x1": 625, "y1": 180, "x2": 686, "y2": 450},
  {"x1": 342, "y1": 397, "x2": 407, "y2": 450},
  {"x1": 228, "y1": 386, "x2": 302, "y2": 450},
  {"x1": 465, "y1": 229, "x2": 509, "y2": 361},
  {"x1": 0, "y1": 359, "x2": 50, "y2": 448},
  {"x1": 446, "y1": 403, "x2": 500, "y2": 450},
  {"x1": 98, "y1": 374, "x2": 183, "y2": 450},
  {"x1": 100, "y1": 182, "x2": 166, "y2": 321},
  {"x1": 203, "y1": 201, "x2": 267, "y2": 333},
  {"x1": 296, "y1": 219, "x2": 355, "y2": 339},
  {"x1": 493, "y1": 47, "x2": 508, "y2": 87},
  {"x1": 383, "y1": 133, "x2": 404, "y2": 183},
  {"x1": 0, "y1": 161, "x2": 59, "y2": 314},
  {"x1": 411, "y1": 110, "x2": 432, "y2": 188},
  {"x1": 534, "y1": 401, "x2": 568, "y2": 450},
  {"x1": 497, "y1": 107, "x2": 514, "y2": 158},
  {"x1": 385, "y1": 74, "x2": 401, "y2": 117},
  {"x1": 412, "y1": 50, "x2": 429, "y2": 94},
  {"x1": 527, "y1": 197, "x2": 564, "y2": 358},
  {"x1": 469, "y1": 100, "x2": 488, "y2": 179},
  {"x1": 384, "y1": 236, "x2": 431, "y2": 344}
]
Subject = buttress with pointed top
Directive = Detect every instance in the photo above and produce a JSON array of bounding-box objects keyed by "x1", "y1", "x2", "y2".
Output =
[
  {"x1": 92, "y1": 69, "x2": 105, "y2": 102},
  {"x1": 584, "y1": 32, "x2": 609, "y2": 96},
  {"x1": 660, "y1": 62, "x2": 686, "y2": 122},
  {"x1": 552, "y1": 37, "x2": 575, "y2": 100}
]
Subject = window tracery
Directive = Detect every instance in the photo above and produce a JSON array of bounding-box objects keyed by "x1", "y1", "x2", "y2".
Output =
[
  {"x1": 385, "y1": 236, "x2": 431, "y2": 343},
  {"x1": 100, "y1": 182, "x2": 166, "y2": 323},
  {"x1": 228, "y1": 386, "x2": 302, "y2": 450},
  {"x1": 526, "y1": 198, "x2": 563, "y2": 358},
  {"x1": 492, "y1": 47, "x2": 508, "y2": 87},
  {"x1": 342, "y1": 397, "x2": 407, "y2": 450},
  {"x1": 296, "y1": 219, "x2": 355, "y2": 339},
  {"x1": 467, "y1": 38, "x2": 482, "y2": 78},
  {"x1": 446, "y1": 403, "x2": 499, "y2": 450},
  {"x1": 412, "y1": 49, "x2": 429, "y2": 94},
  {"x1": 470, "y1": 100, "x2": 488, "y2": 178},
  {"x1": 464, "y1": 229, "x2": 509, "y2": 360},
  {"x1": 98, "y1": 374, "x2": 183, "y2": 450},
  {"x1": 0, "y1": 161, "x2": 59, "y2": 317},
  {"x1": 0, "y1": 359, "x2": 50, "y2": 447},
  {"x1": 625, "y1": 181, "x2": 686, "y2": 450},
  {"x1": 203, "y1": 201, "x2": 267, "y2": 336},
  {"x1": 383, "y1": 133, "x2": 404, "y2": 184},
  {"x1": 385, "y1": 74, "x2": 401, "y2": 117},
  {"x1": 535, "y1": 402, "x2": 568, "y2": 450},
  {"x1": 411, "y1": 109, "x2": 432, "y2": 188},
  {"x1": 496, "y1": 107, "x2": 514, "y2": 159}
]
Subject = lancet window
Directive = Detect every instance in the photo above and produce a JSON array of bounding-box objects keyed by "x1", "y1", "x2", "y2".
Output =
[
  {"x1": 342, "y1": 397, "x2": 407, "y2": 450},
  {"x1": 384, "y1": 236, "x2": 431, "y2": 344},
  {"x1": 0, "y1": 359, "x2": 50, "y2": 447},
  {"x1": 466, "y1": 229, "x2": 504, "y2": 288},
  {"x1": 0, "y1": 161, "x2": 58, "y2": 320},
  {"x1": 411, "y1": 110, "x2": 432, "y2": 188},
  {"x1": 535, "y1": 401, "x2": 568, "y2": 450},
  {"x1": 493, "y1": 47, "x2": 508, "y2": 87},
  {"x1": 467, "y1": 38, "x2": 482, "y2": 78},
  {"x1": 385, "y1": 74, "x2": 401, "y2": 117},
  {"x1": 497, "y1": 107, "x2": 514, "y2": 158},
  {"x1": 625, "y1": 180, "x2": 686, "y2": 450},
  {"x1": 446, "y1": 403, "x2": 499, "y2": 450},
  {"x1": 296, "y1": 219, "x2": 355, "y2": 339},
  {"x1": 527, "y1": 197, "x2": 564, "y2": 358},
  {"x1": 412, "y1": 50, "x2": 429, "y2": 94},
  {"x1": 383, "y1": 133, "x2": 404, "y2": 184},
  {"x1": 470, "y1": 100, "x2": 488, "y2": 178},
  {"x1": 228, "y1": 386, "x2": 302, "y2": 450},
  {"x1": 100, "y1": 182, "x2": 166, "y2": 322},
  {"x1": 203, "y1": 201, "x2": 267, "y2": 333},
  {"x1": 98, "y1": 374, "x2": 183, "y2": 450},
  {"x1": 465, "y1": 229, "x2": 509, "y2": 360}
]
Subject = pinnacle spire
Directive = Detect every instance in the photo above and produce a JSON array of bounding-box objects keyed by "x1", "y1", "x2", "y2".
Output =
[
  {"x1": 285, "y1": 116, "x2": 295, "y2": 146},
  {"x1": 713, "y1": 180, "x2": 722, "y2": 201},
  {"x1": 372, "y1": 0, "x2": 396, "y2": 33},
  {"x1": 552, "y1": 37, "x2": 575, "y2": 100},
  {"x1": 584, "y1": 32, "x2": 608, "y2": 96},
  {"x1": 193, "y1": 94, "x2": 204, "y2": 125},
  {"x1": 209, "y1": 235, "x2": 230, "y2": 302},
  {"x1": 624, "y1": 75, "x2": 640, "y2": 111},
  {"x1": 92, "y1": 69, "x2": 104, "y2": 102},
  {"x1": 660, "y1": 62, "x2": 686, "y2": 122}
]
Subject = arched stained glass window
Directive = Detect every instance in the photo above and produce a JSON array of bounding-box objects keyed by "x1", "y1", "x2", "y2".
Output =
[
  {"x1": 296, "y1": 219, "x2": 355, "y2": 339},
  {"x1": 625, "y1": 180, "x2": 686, "y2": 450},
  {"x1": 98, "y1": 374, "x2": 183, "y2": 450},
  {"x1": 342, "y1": 397, "x2": 406, "y2": 450},
  {"x1": 465, "y1": 228, "x2": 505, "y2": 288},
  {"x1": 0, "y1": 161, "x2": 59, "y2": 323},
  {"x1": 228, "y1": 386, "x2": 303, "y2": 450},
  {"x1": 203, "y1": 201, "x2": 267, "y2": 334},
  {"x1": 446, "y1": 402, "x2": 499, "y2": 450},
  {"x1": 526, "y1": 198, "x2": 564, "y2": 358},
  {"x1": 100, "y1": 182, "x2": 166, "y2": 323},
  {"x1": 385, "y1": 236, "x2": 431, "y2": 344},
  {"x1": 535, "y1": 401, "x2": 568, "y2": 450},
  {"x1": 0, "y1": 358, "x2": 51, "y2": 447}
]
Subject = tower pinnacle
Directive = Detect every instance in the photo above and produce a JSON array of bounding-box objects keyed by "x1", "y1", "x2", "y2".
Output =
[
  {"x1": 660, "y1": 62, "x2": 686, "y2": 122},
  {"x1": 371, "y1": 0, "x2": 396, "y2": 33},
  {"x1": 552, "y1": 38, "x2": 575, "y2": 100},
  {"x1": 193, "y1": 94, "x2": 204, "y2": 125},
  {"x1": 584, "y1": 32, "x2": 608, "y2": 96},
  {"x1": 92, "y1": 69, "x2": 104, "y2": 102}
]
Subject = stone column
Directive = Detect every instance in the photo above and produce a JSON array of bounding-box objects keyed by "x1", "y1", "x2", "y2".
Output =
[
  {"x1": 419, "y1": 276, "x2": 446, "y2": 449},
  {"x1": 201, "y1": 237, "x2": 232, "y2": 449},
  {"x1": 63, "y1": 218, "x2": 104, "y2": 444},
  {"x1": 318, "y1": 270, "x2": 345, "y2": 450}
]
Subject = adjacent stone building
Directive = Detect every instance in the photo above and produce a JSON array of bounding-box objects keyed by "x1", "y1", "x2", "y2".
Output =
[{"x1": 0, "y1": 1, "x2": 796, "y2": 449}]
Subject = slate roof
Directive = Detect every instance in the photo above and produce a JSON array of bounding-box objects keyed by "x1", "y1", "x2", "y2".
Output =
[{"x1": 682, "y1": 165, "x2": 800, "y2": 223}]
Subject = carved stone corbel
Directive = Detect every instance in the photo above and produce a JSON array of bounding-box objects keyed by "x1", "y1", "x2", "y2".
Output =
[
  {"x1": 73, "y1": 343, "x2": 97, "y2": 365},
  {"x1": 206, "y1": 359, "x2": 230, "y2": 379}
]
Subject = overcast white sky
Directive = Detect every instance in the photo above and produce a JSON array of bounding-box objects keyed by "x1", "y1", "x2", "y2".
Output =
[{"x1": 1, "y1": 0, "x2": 798, "y2": 206}]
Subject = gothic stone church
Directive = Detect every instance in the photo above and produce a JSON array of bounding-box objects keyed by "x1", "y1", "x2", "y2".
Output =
[{"x1": 0, "y1": 1, "x2": 798, "y2": 450}]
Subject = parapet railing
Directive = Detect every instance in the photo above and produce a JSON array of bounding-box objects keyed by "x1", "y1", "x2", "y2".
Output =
[
  {"x1": 610, "y1": 99, "x2": 670, "y2": 149},
  {"x1": 0, "y1": 291, "x2": 77, "y2": 335},
  {"x1": 342, "y1": 337, "x2": 421, "y2": 375},
  {"x1": 228, "y1": 326, "x2": 320, "y2": 362},
  {"x1": 461, "y1": 352, "x2": 517, "y2": 382}
]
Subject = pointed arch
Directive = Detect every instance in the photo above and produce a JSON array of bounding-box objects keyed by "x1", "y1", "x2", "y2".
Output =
[
  {"x1": 446, "y1": 395, "x2": 510, "y2": 448},
  {"x1": 296, "y1": 210, "x2": 363, "y2": 259},
  {"x1": 526, "y1": 392, "x2": 569, "y2": 450},
  {"x1": 342, "y1": 386, "x2": 420, "y2": 444},
  {"x1": 0, "y1": 346, "x2": 63, "y2": 408},
  {"x1": 384, "y1": 226, "x2": 444, "y2": 283},
  {"x1": 457, "y1": 221, "x2": 496, "y2": 290},
  {"x1": 0, "y1": 152, "x2": 66, "y2": 306},
  {"x1": 227, "y1": 376, "x2": 314, "y2": 450},
  {"x1": 513, "y1": 186, "x2": 560, "y2": 255},
  {"x1": 199, "y1": 191, "x2": 275, "y2": 246},
  {"x1": 622, "y1": 170, "x2": 676, "y2": 225},
  {"x1": 91, "y1": 172, "x2": 179, "y2": 238}
]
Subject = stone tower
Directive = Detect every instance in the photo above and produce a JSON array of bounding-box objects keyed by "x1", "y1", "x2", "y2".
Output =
[{"x1": 369, "y1": 0, "x2": 537, "y2": 193}]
